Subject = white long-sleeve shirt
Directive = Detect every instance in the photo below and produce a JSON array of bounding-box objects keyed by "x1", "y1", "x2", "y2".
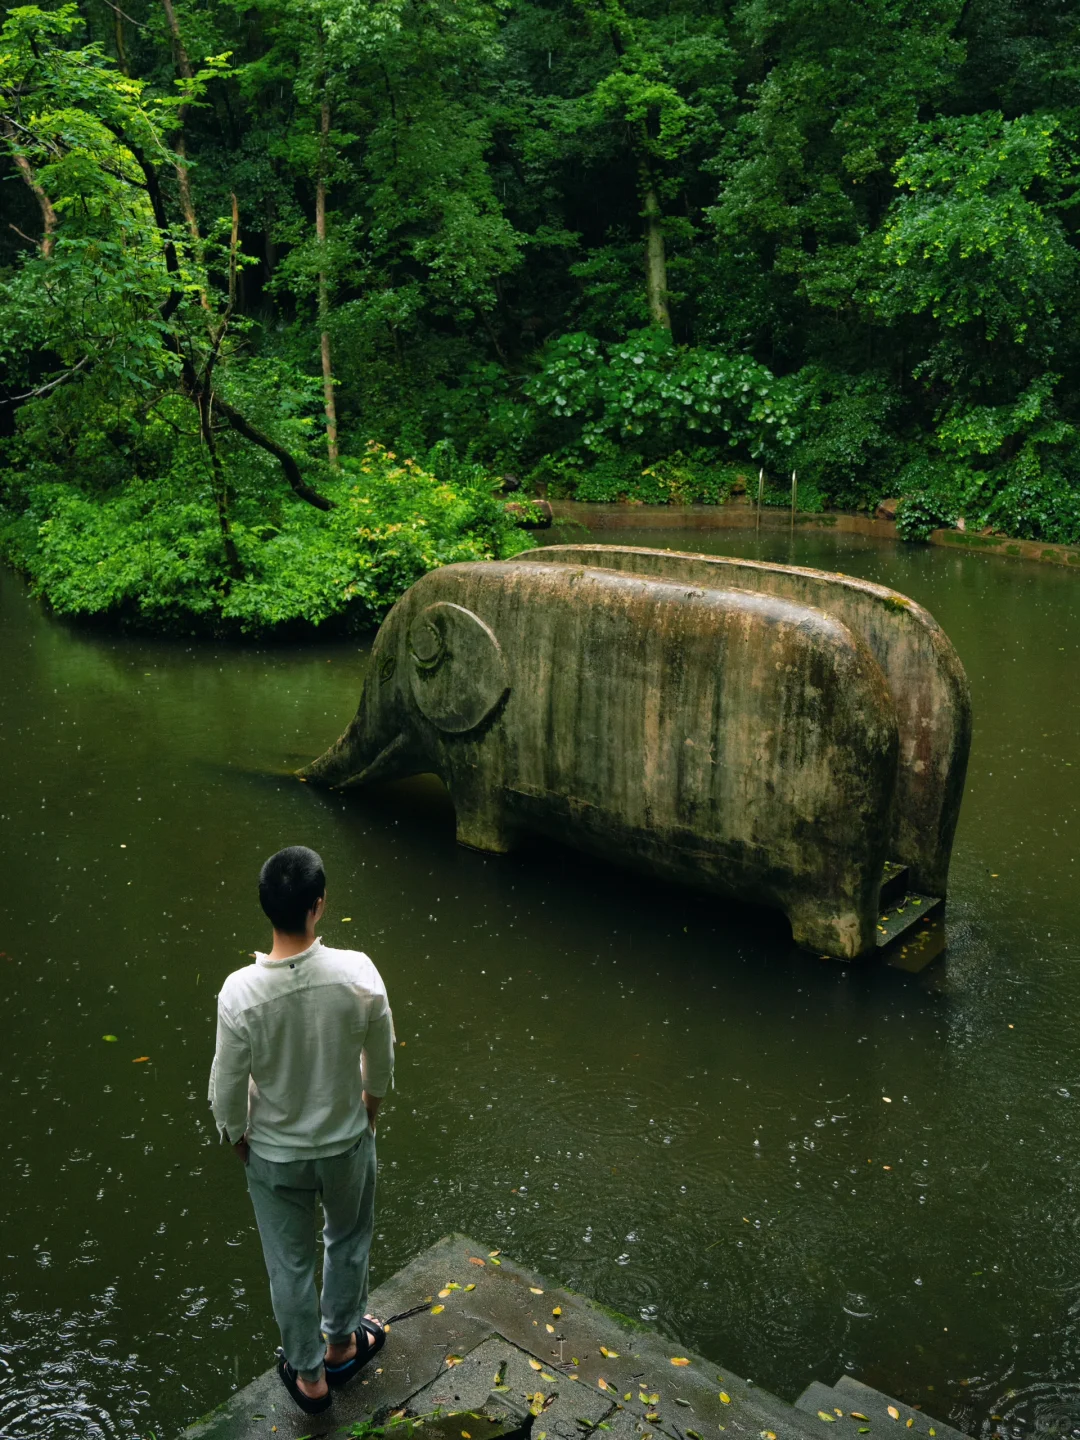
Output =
[{"x1": 208, "y1": 938, "x2": 395, "y2": 1162}]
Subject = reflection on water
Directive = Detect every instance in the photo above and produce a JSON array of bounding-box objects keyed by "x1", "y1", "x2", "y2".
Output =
[{"x1": 0, "y1": 526, "x2": 1078, "y2": 1440}]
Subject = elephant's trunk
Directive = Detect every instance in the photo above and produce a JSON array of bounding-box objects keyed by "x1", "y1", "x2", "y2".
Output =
[
  {"x1": 303, "y1": 731, "x2": 413, "y2": 789},
  {"x1": 300, "y1": 671, "x2": 418, "y2": 788},
  {"x1": 298, "y1": 725, "x2": 365, "y2": 787}
]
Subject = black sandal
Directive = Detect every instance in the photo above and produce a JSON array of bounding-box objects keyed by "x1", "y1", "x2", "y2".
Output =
[
  {"x1": 276, "y1": 1349, "x2": 333, "y2": 1414},
  {"x1": 324, "y1": 1316, "x2": 386, "y2": 1389}
]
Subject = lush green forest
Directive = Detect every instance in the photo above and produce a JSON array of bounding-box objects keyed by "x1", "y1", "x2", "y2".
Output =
[{"x1": 1, "y1": 0, "x2": 1078, "y2": 630}]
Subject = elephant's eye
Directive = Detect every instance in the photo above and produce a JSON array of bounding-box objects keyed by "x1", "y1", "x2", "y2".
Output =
[{"x1": 379, "y1": 655, "x2": 396, "y2": 683}]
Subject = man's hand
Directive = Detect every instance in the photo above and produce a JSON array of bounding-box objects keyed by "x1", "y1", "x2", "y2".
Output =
[
  {"x1": 233, "y1": 1135, "x2": 250, "y2": 1165},
  {"x1": 363, "y1": 1091, "x2": 382, "y2": 1133}
]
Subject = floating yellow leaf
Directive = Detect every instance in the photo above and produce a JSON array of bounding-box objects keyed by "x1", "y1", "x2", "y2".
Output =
[
  {"x1": 598, "y1": 1378, "x2": 611, "y2": 1391},
  {"x1": 542, "y1": 1373, "x2": 555, "y2": 1382},
  {"x1": 530, "y1": 1287, "x2": 544, "y2": 1295},
  {"x1": 687, "y1": 1432, "x2": 703, "y2": 1439},
  {"x1": 445, "y1": 1355, "x2": 463, "y2": 1367},
  {"x1": 342, "y1": 917, "x2": 353, "y2": 923},
  {"x1": 490, "y1": 1258, "x2": 502, "y2": 1265},
  {"x1": 887, "y1": 1408, "x2": 900, "y2": 1421},
  {"x1": 860, "y1": 1429, "x2": 871, "y2": 1434},
  {"x1": 647, "y1": 1414, "x2": 661, "y2": 1423},
  {"x1": 719, "y1": 1393, "x2": 731, "y2": 1405},
  {"x1": 489, "y1": 1250, "x2": 501, "y2": 1257},
  {"x1": 817, "y1": 1413, "x2": 836, "y2": 1423},
  {"x1": 464, "y1": 1284, "x2": 476, "y2": 1292},
  {"x1": 529, "y1": 1359, "x2": 543, "y2": 1372},
  {"x1": 446, "y1": 1282, "x2": 461, "y2": 1291},
  {"x1": 600, "y1": 1347, "x2": 619, "y2": 1359},
  {"x1": 761, "y1": 1432, "x2": 777, "y2": 1439},
  {"x1": 438, "y1": 1288, "x2": 451, "y2": 1298},
  {"x1": 103, "y1": 1035, "x2": 117, "y2": 1042},
  {"x1": 850, "y1": 1415, "x2": 869, "y2": 1422},
  {"x1": 552, "y1": 1307, "x2": 562, "y2": 1317},
  {"x1": 469, "y1": 1257, "x2": 486, "y2": 1266},
  {"x1": 133, "y1": 1056, "x2": 150, "y2": 1063},
  {"x1": 462, "y1": 1431, "x2": 471, "y2": 1437},
  {"x1": 649, "y1": 1394, "x2": 659, "y2": 1405},
  {"x1": 835, "y1": 1411, "x2": 843, "y2": 1418},
  {"x1": 929, "y1": 1430, "x2": 936, "y2": 1436},
  {"x1": 906, "y1": 1423, "x2": 914, "y2": 1430},
  {"x1": 625, "y1": 1394, "x2": 632, "y2": 1402},
  {"x1": 671, "y1": 1357, "x2": 690, "y2": 1367},
  {"x1": 431, "y1": 1305, "x2": 445, "y2": 1315},
  {"x1": 546, "y1": 1324, "x2": 555, "y2": 1334}
]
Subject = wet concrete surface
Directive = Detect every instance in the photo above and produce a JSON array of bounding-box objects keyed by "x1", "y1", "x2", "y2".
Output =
[{"x1": 181, "y1": 1235, "x2": 833, "y2": 1440}]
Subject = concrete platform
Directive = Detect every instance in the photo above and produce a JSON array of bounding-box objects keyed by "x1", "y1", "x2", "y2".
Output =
[{"x1": 180, "y1": 1236, "x2": 966, "y2": 1440}]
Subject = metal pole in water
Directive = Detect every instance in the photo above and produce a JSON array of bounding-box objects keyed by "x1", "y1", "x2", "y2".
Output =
[
  {"x1": 756, "y1": 467, "x2": 764, "y2": 532},
  {"x1": 790, "y1": 469, "x2": 797, "y2": 536}
]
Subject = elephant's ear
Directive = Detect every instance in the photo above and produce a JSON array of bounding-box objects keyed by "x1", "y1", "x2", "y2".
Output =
[{"x1": 407, "y1": 602, "x2": 509, "y2": 734}]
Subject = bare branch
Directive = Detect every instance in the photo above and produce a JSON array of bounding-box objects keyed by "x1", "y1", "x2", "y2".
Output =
[
  {"x1": 99, "y1": 0, "x2": 147, "y2": 29},
  {"x1": 8, "y1": 223, "x2": 43, "y2": 248},
  {"x1": 6, "y1": 355, "x2": 89, "y2": 402},
  {"x1": 211, "y1": 393, "x2": 336, "y2": 510}
]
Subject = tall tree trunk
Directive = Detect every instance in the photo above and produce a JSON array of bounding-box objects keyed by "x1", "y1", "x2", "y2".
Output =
[
  {"x1": 642, "y1": 181, "x2": 671, "y2": 331},
  {"x1": 316, "y1": 96, "x2": 339, "y2": 465},
  {"x1": 2, "y1": 120, "x2": 58, "y2": 257},
  {"x1": 160, "y1": 0, "x2": 209, "y2": 308},
  {"x1": 602, "y1": 16, "x2": 672, "y2": 331},
  {"x1": 198, "y1": 392, "x2": 242, "y2": 581},
  {"x1": 114, "y1": 11, "x2": 130, "y2": 74}
]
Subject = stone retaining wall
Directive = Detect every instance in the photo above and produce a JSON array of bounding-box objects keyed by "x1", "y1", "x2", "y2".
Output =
[{"x1": 547, "y1": 500, "x2": 1080, "y2": 570}]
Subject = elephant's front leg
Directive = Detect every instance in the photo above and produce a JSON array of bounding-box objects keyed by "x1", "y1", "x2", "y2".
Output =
[{"x1": 447, "y1": 766, "x2": 516, "y2": 854}]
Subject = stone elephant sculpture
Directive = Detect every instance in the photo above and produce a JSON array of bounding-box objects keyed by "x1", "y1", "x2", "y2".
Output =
[{"x1": 300, "y1": 553, "x2": 939, "y2": 960}]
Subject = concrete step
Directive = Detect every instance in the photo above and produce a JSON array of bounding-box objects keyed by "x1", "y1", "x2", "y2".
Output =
[
  {"x1": 874, "y1": 892, "x2": 942, "y2": 948},
  {"x1": 795, "y1": 1375, "x2": 968, "y2": 1440},
  {"x1": 878, "y1": 861, "x2": 910, "y2": 908},
  {"x1": 182, "y1": 1233, "x2": 831, "y2": 1440}
]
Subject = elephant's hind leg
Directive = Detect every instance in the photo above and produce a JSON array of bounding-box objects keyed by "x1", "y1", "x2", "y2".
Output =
[{"x1": 785, "y1": 893, "x2": 876, "y2": 960}]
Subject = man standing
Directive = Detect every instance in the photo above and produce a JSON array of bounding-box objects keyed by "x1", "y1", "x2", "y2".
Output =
[{"x1": 209, "y1": 845, "x2": 395, "y2": 1415}]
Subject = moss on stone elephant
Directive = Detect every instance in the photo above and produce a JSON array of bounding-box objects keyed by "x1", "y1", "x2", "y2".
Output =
[{"x1": 302, "y1": 557, "x2": 909, "y2": 959}]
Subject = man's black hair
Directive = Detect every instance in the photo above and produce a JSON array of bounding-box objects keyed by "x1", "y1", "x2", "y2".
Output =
[{"x1": 259, "y1": 846, "x2": 326, "y2": 933}]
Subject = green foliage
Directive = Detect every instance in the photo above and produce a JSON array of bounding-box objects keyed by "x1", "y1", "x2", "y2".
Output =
[
  {"x1": 874, "y1": 114, "x2": 1075, "y2": 348},
  {"x1": 895, "y1": 489, "x2": 959, "y2": 543},
  {"x1": 3, "y1": 0, "x2": 1080, "y2": 622},
  {"x1": 0, "y1": 442, "x2": 531, "y2": 632},
  {"x1": 526, "y1": 330, "x2": 798, "y2": 460},
  {"x1": 535, "y1": 448, "x2": 743, "y2": 505}
]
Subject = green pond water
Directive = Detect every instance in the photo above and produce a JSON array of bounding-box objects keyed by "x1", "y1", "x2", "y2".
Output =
[{"x1": 1, "y1": 526, "x2": 1079, "y2": 1440}]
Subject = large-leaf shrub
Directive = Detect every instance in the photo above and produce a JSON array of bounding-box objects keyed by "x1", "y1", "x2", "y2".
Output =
[{"x1": 525, "y1": 330, "x2": 799, "y2": 462}]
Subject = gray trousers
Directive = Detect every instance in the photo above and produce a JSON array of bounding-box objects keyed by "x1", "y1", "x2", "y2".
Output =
[{"x1": 245, "y1": 1131, "x2": 376, "y2": 1382}]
